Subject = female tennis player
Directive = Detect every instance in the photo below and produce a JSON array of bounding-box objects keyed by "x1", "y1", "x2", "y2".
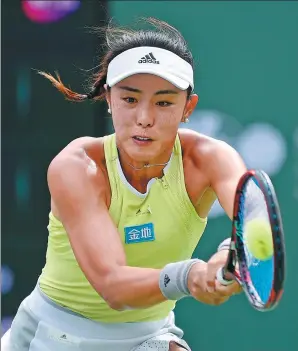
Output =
[{"x1": 2, "y1": 18, "x2": 245, "y2": 351}]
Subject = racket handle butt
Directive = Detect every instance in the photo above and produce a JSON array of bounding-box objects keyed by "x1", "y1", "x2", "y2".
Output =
[{"x1": 216, "y1": 267, "x2": 234, "y2": 286}]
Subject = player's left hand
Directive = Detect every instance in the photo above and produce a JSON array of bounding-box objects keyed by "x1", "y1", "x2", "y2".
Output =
[{"x1": 206, "y1": 250, "x2": 242, "y2": 297}]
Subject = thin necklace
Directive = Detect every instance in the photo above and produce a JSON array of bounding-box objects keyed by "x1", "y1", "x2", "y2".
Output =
[
  {"x1": 126, "y1": 160, "x2": 170, "y2": 171},
  {"x1": 117, "y1": 147, "x2": 172, "y2": 171}
]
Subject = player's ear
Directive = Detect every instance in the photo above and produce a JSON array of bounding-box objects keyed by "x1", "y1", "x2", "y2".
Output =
[
  {"x1": 183, "y1": 94, "x2": 199, "y2": 122},
  {"x1": 104, "y1": 84, "x2": 111, "y2": 113}
]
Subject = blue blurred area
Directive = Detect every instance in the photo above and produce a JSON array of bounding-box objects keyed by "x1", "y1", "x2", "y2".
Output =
[
  {"x1": 249, "y1": 257, "x2": 274, "y2": 303},
  {"x1": 1, "y1": 265, "x2": 15, "y2": 295}
]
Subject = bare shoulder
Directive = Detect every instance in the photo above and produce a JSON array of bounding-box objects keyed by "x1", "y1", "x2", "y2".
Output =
[
  {"x1": 178, "y1": 128, "x2": 245, "y2": 174},
  {"x1": 50, "y1": 136, "x2": 105, "y2": 166},
  {"x1": 179, "y1": 128, "x2": 247, "y2": 218},
  {"x1": 48, "y1": 136, "x2": 110, "y2": 211},
  {"x1": 178, "y1": 129, "x2": 246, "y2": 216}
]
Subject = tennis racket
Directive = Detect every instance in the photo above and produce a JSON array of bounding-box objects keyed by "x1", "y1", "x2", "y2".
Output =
[{"x1": 216, "y1": 169, "x2": 285, "y2": 311}]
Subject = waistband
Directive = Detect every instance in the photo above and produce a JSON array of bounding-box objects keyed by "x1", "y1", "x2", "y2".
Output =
[{"x1": 25, "y1": 283, "x2": 171, "y2": 340}]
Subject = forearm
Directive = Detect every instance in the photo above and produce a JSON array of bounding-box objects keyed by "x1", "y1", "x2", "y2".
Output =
[
  {"x1": 100, "y1": 259, "x2": 204, "y2": 310},
  {"x1": 102, "y1": 266, "x2": 166, "y2": 310}
]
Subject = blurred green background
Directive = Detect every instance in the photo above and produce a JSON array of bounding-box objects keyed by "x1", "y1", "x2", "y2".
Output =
[{"x1": 2, "y1": 1, "x2": 297, "y2": 350}]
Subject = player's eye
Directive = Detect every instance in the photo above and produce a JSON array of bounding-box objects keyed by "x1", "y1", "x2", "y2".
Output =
[
  {"x1": 156, "y1": 101, "x2": 173, "y2": 107},
  {"x1": 123, "y1": 97, "x2": 137, "y2": 104}
]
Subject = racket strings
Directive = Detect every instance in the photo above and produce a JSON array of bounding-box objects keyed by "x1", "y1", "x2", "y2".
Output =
[
  {"x1": 242, "y1": 179, "x2": 274, "y2": 304},
  {"x1": 244, "y1": 180, "x2": 270, "y2": 222},
  {"x1": 243, "y1": 180, "x2": 268, "y2": 267}
]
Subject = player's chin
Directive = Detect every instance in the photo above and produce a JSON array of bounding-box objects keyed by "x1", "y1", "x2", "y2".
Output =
[{"x1": 128, "y1": 144, "x2": 159, "y2": 161}]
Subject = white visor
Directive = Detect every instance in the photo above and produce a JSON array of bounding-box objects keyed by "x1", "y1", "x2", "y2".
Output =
[{"x1": 106, "y1": 46, "x2": 194, "y2": 91}]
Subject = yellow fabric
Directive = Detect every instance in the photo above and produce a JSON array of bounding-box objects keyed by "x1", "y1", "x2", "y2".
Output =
[{"x1": 39, "y1": 133, "x2": 207, "y2": 322}]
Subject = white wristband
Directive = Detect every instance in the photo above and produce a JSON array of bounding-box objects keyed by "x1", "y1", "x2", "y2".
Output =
[{"x1": 159, "y1": 259, "x2": 203, "y2": 300}]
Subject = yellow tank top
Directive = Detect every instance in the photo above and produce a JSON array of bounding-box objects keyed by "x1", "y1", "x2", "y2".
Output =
[{"x1": 39, "y1": 133, "x2": 207, "y2": 322}]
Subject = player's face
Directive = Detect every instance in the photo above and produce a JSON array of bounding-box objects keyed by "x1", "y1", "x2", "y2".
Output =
[{"x1": 106, "y1": 74, "x2": 198, "y2": 163}]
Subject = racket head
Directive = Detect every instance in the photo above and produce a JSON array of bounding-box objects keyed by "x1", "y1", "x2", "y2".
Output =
[{"x1": 230, "y1": 169, "x2": 285, "y2": 311}]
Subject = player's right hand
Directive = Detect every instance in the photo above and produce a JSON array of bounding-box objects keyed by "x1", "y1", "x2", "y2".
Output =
[{"x1": 187, "y1": 261, "x2": 230, "y2": 306}]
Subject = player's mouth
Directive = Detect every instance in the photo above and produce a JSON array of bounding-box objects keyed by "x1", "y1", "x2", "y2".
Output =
[{"x1": 132, "y1": 136, "x2": 153, "y2": 145}]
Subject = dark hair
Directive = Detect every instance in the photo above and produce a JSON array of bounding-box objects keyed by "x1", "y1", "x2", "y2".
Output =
[{"x1": 38, "y1": 18, "x2": 194, "y2": 102}]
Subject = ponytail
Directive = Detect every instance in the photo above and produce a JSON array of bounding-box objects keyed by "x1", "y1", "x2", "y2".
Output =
[
  {"x1": 37, "y1": 71, "x2": 88, "y2": 102},
  {"x1": 37, "y1": 52, "x2": 111, "y2": 102}
]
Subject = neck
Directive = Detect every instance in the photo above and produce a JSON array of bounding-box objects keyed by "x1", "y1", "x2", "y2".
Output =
[{"x1": 117, "y1": 148, "x2": 173, "y2": 192}]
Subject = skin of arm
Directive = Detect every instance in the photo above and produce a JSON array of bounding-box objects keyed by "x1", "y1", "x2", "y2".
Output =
[{"x1": 187, "y1": 138, "x2": 246, "y2": 298}]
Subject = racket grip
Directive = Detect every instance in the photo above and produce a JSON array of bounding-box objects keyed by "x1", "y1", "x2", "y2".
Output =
[{"x1": 216, "y1": 267, "x2": 234, "y2": 286}]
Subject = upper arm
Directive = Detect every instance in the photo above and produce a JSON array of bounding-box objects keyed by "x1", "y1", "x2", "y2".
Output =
[
  {"x1": 207, "y1": 141, "x2": 247, "y2": 219},
  {"x1": 47, "y1": 149, "x2": 126, "y2": 294}
]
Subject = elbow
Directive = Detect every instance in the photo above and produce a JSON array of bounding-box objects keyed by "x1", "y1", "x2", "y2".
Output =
[
  {"x1": 81, "y1": 259, "x2": 128, "y2": 310},
  {"x1": 103, "y1": 295, "x2": 126, "y2": 311},
  {"x1": 94, "y1": 271, "x2": 127, "y2": 311},
  {"x1": 101, "y1": 289, "x2": 128, "y2": 311}
]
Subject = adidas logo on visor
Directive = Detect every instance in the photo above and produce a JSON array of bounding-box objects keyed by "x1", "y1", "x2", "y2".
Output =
[{"x1": 138, "y1": 52, "x2": 160, "y2": 64}]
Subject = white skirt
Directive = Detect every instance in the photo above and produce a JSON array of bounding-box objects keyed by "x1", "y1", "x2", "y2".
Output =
[{"x1": 1, "y1": 284, "x2": 190, "y2": 351}]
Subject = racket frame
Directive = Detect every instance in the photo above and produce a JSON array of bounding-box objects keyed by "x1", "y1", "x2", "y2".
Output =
[{"x1": 220, "y1": 169, "x2": 285, "y2": 311}]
